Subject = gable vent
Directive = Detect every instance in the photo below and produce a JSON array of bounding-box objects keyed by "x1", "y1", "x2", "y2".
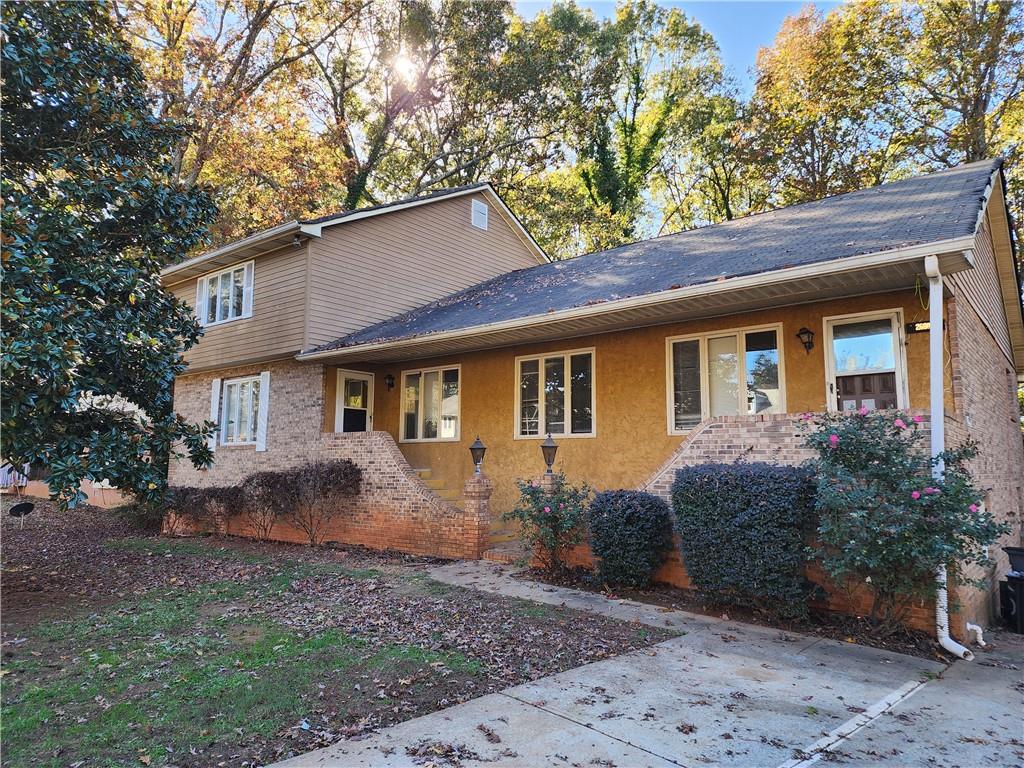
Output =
[{"x1": 471, "y1": 199, "x2": 489, "y2": 230}]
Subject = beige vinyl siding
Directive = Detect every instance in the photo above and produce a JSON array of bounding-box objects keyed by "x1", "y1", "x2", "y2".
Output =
[
  {"x1": 169, "y1": 243, "x2": 309, "y2": 373},
  {"x1": 948, "y1": 214, "x2": 1014, "y2": 364},
  {"x1": 305, "y1": 192, "x2": 541, "y2": 349}
]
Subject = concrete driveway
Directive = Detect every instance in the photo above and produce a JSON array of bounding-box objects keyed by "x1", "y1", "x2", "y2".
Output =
[{"x1": 274, "y1": 562, "x2": 1023, "y2": 768}]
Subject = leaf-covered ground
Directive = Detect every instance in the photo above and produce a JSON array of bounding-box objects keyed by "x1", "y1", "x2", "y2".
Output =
[{"x1": 1, "y1": 500, "x2": 673, "y2": 767}]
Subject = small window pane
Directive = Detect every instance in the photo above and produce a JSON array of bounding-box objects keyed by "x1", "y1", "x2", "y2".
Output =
[
  {"x1": 421, "y1": 371, "x2": 440, "y2": 439},
  {"x1": 344, "y1": 378, "x2": 367, "y2": 408},
  {"x1": 250, "y1": 379, "x2": 260, "y2": 441},
  {"x1": 519, "y1": 360, "x2": 540, "y2": 436},
  {"x1": 223, "y1": 383, "x2": 238, "y2": 442},
  {"x1": 440, "y1": 369, "x2": 459, "y2": 439},
  {"x1": 672, "y1": 340, "x2": 702, "y2": 430},
  {"x1": 237, "y1": 381, "x2": 251, "y2": 442},
  {"x1": 206, "y1": 277, "x2": 218, "y2": 324},
  {"x1": 218, "y1": 272, "x2": 230, "y2": 322},
  {"x1": 544, "y1": 357, "x2": 565, "y2": 434},
  {"x1": 570, "y1": 354, "x2": 592, "y2": 434},
  {"x1": 832, "y1": 319, "x2": 895, "y2": 373},
  {"x1": 709, "y1": 335, "x2": 739, "y2": 416},
  {"x1": 232, "y1": 268, "x2": 245, "y2": 318},
  {"x1": 744, "y1": 330, "x2": 780, "y2": 414},
  {"x1": 403, "y1": 373, "x2": 420, "y2": 440}
]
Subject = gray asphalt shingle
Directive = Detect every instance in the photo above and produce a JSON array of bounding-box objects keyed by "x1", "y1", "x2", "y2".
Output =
[{"x1": 312, "y1": 159, "x2": 1001, "y2": 352}]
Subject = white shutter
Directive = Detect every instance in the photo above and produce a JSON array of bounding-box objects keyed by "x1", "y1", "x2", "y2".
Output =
[
  {"x1": 208, "y1": 378, "x2": 221, "y2": 451},
  {"x1": 471, "y1": 199, "x2": 488, "y2": 230},
  {"x1": 255, "y1": 370, "x2": 270, "y2": 451},
  {"x1": 196, "y1": 278, "x2": 208, "y2": 326},
  {"x1": 242, "y1": 262, "x2": 254, "y2": 318}
]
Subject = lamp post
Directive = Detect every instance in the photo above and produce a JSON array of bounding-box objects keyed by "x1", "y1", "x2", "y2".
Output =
[
  {"x1": 540, "y1": 433, "x2": 558, "y2": 474},
  {"x1": 469, "y1": 436, "x2": 486, "y2": 474}
]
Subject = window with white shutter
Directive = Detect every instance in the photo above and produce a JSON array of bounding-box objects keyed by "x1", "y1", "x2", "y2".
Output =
[{"x1": 196, "y1": 261, "x2": 254, "y2": 326}]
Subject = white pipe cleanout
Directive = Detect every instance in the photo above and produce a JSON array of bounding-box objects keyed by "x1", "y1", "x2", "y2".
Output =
[
  {"x1": 925, "y1": 255, "x2": 974, "y2": 661},
  {"x1": 966, "y1": 623, "x2": 987, "y2": 647}
]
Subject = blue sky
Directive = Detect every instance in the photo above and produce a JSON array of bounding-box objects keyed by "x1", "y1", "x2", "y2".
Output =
[{"x1": 515, "y1": 1, "x2": 843, "y2": 95}]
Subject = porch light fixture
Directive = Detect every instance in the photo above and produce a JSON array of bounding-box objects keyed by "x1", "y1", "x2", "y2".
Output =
[
  {"x1": 384, "y1": 373, "x2": 395, "y2": 391},
  {"x1": 796, "y1": 327, "x2": 815, "y2": 353},
  {"x1": 540, "y1": 433, "x2": 558, "y2": 474},
  {"x1": 469, "y1": 436, "x2": 486, "y2": 474}
]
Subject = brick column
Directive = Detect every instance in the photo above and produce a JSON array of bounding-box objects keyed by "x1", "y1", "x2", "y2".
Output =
[
  {"x1": 539, "y1": 472, "x2": 561, "y2": 494},
  {"x1": 462, "y1": 473, "x2": 493, "y2": 559}
]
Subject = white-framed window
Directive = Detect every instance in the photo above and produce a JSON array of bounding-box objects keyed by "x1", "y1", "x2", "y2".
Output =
[
  {"x1": 471, "y1": 199, "x2": 488, "y2": 230},
  {"x1": 824, "y1": 309, "x2": 907, "y2": 412},
  {"x1": 516, "y1": 348, "x2": 595, "y2": 438},
  {"x1": 196, "y1": 261, "x2": 253, "y2": 326},
  {"x1": 666, "y1": 325, "x2": 785, "y2": 434},
  {"x1": 401, "y1": 366, "x2": 461, "y2": 442},
  {"x1": 220, "y1": 375, "x2": 261, "y2": 445}
]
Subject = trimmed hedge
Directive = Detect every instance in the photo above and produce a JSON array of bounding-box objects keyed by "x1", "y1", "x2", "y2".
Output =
[
  {"x1": 672, "y1": 463, "x2": 815, "y2": 620},
  {"x1": 588, "y1": 490, "x2": 673, "y2": 588}
]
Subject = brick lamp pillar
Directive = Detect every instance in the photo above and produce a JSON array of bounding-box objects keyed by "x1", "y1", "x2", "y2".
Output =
[
  {"x1": 539, "y1": 472, "x2": 561, "y2": 494},
  {"x1": 462, "y1": 472, "x2": 493, "y2": 559}
]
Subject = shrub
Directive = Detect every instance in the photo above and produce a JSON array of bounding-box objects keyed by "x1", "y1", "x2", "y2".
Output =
[
  {"x1": 588, "y1": 491, "x2": 673, "y2": 588},
  {"x1": 287, "y1": 459, "x2": 362, "y2": 545},
  {"x1": 241, "y1": 471, "x2": 294, "y2": 541},
  {"x1": 166, "y1": 485, "x2": 240, "y2": 534},
  {"x1": 805, "y1": 409, "x2": 1008, "y2": 636},
  {"x1": 503, "y1": 476, "x2": 591, "y2": 574},
  {"x1": 672, "y1": 462, "x2": 815, "y2": 620}
]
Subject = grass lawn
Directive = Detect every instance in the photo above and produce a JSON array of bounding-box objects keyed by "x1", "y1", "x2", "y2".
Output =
[{"x1": 1, "y1": 501, "x2": 671, "y2": 767}]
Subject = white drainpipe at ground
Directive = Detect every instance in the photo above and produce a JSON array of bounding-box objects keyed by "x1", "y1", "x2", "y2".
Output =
[{"x1": 925, "y1": 255, "x2": 974, "y2": 661}]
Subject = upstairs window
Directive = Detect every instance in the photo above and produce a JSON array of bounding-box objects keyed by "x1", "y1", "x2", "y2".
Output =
[
  {"x1": 471, "y1": 199, "x2": 489, "y2": 230},
  {"x1": 197, "y1": 261, "x2": 253, "y2": 326},
  {"x1": 517, "y1": 349, "x2": 595, "y2": 438}
]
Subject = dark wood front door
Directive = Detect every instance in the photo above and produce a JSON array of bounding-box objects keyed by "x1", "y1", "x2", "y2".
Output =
[{"x1": 836, "y1": 372, "x2": 898, "y2": 411}]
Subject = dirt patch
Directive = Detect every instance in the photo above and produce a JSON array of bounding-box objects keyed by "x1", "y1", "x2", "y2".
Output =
[{"x1": 517, "y1": 566, "x2": 947, "y2": 661}]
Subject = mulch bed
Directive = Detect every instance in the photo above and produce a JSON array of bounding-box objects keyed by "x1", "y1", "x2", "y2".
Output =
[
  {"x1": 516, "y1": 565, "x2": 948, "y2": 662},
  {"x1": 1, "y1": 498, "x2": 673, "y2": 767}
]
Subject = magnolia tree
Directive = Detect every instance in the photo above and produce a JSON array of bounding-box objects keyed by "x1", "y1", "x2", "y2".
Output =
[{"x1": 804, "y1": 409, "x2": 1007, "y2": 636}]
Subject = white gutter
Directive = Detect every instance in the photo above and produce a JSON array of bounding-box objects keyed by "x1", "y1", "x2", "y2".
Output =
[
  {"x1": 161, "y1": 220, "x2": 321, "y2": 279},
  {"x1": 297, "y1": 235, "x2": 977, "y2": 362},
  {"x1": 925, "y1": 254, "x2": 974, "y2": 661}
]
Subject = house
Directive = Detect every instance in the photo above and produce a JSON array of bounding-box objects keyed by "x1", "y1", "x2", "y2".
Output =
[{"x1": 163, "y1": 160, "x2": 1024, "y2": 639}]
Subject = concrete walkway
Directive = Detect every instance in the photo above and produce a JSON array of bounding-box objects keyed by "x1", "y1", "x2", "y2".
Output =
[{"x1": 274, "y1": 562, "x2": 1022, "y2": 768}]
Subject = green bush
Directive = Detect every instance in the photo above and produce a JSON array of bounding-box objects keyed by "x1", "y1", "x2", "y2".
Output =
[
  {"x1": 672, "y1": 463, "x2": 815, "y2": 620},
  {"x1": 588, "y1": 490, "x2": 673, "y2": 588},
  {"x1": 503, "y1": 476, "x2": 591, "y2": 573},
  {"x1": 805, "y1": 409, "x2": 1008, "y2": 635}
]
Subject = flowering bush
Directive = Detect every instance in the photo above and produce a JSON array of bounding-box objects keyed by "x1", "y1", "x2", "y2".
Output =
[
  {"x1": 504, "y1": 476, "x2": 591, "y2": 573},
  {"x1": 805, "y1": 409, "x2": 1008, "y2": 636}
]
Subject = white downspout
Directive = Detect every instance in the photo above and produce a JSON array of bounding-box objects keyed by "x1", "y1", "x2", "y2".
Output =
[{"x1": 925, "y1": 255, "x2": 974, "y2": 661}]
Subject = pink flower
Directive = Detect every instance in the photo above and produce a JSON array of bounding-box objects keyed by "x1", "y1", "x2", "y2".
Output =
[
  {"x1": 894, "y1": 418, "x2": 907, "y2": 429},
  {"x1": 911, "y1": 490, "x2": 921, "y2": 500},
  {"x1": 857, "y1": 406, "x2": 869, "y2": 416},
  {"x1": 559, "y1": 503, "x2": 565, "y2": 509},
  {"x1": 924, "y1": 487, "x2": 939, "y2": 495},
  {"x1": 543, "y1": 506, "x2": 551, "y2": 514},
  {"x1": 912, "y1": 414, "x2": 923, "y2": 424},
  {"x1": 801, "y1": 412, "x2": 813, "y2": 422},
  {"x1": 828, "y1": 434, "x2": 840, "y2": 448},
  {"x1": 969, "y1": 503, "x2": 979, "y2": 513}
]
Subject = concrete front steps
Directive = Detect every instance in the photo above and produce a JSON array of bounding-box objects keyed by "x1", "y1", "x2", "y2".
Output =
[{"x1": 482, "y1": 540, "x2": 530, "y2": 564}]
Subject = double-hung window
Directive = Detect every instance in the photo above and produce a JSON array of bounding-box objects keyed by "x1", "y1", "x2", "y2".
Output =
[
  {"x1": 401, "y1": 366, "x2": 460, "y2": 441},
  {"x1": 516, "y1": 349, "x2": 595, "y2": 438},
  {"x1": 221, "y1": 375, "x2": 261, "y2": 445},
  {"x1": 667, "y1": 326, "x2": 784, "y2": 433},
  {"x1": 197, "y1": 261, "x2": 253, "y2": 326}
]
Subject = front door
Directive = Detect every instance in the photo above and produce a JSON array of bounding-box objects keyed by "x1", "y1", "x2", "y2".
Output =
[
  {"x1": 335, "y1": 371, "x2": 374, "y2": 432},
  {"x1": 825, "y1": 311, "x2": 906, "y2": 412}
]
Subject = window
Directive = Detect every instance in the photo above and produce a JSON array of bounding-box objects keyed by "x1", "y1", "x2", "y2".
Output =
[
  {"x1": 471, "y1": 199, "x2": 489, "y2": 230},
  {"x1": 197, "y1": 261, "x2": 253, "y2": 326},
  {"x1": 668, "y1": 326, "x2": 783, "y2": 433},
  {"x1": 517, "y1": 349, "x2": 594, "y2": 437},
  {"x1": 824, "y1": 311, "x2": 906, "y2": 412},
  {"x1": 221, "y1": 376, "x2": 261, "y2": 445},
  {"x1": 401, "y1": 366, "x2": 460, "y2": 441}
]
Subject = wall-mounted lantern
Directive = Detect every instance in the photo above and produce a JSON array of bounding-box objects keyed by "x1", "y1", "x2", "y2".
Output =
[
  {"x1": 796, "y1": 327, "x2": 815, "y2": 354},
  {"x1": 541, "y1": 433, "x2": 558, "y2": 474},
  {"x1": 384, "y1": 373, "x2": 396, "y2": 391},
  {"x1": 469, "y1": 436, "x2": 486, "y2": 474}
]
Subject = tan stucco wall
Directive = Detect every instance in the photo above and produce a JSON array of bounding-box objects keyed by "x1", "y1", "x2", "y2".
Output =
[{"x1": 324, "y1": 289, "x2": 954, "y2": 522}]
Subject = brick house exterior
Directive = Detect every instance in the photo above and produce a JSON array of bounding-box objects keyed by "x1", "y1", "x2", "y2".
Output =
[{"x1": 165, "y1": 163, "x2": 1024, "y2": 639}]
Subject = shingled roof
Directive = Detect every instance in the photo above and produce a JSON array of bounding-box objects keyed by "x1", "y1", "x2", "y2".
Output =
[{"x1": 309, "y1": 159, "x2": 1002, "y2": 354}]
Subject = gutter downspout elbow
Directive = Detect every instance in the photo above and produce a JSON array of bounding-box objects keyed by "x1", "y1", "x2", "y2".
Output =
[{"x1": 924, "y1": 255, "x2": 974, "y2": 662}]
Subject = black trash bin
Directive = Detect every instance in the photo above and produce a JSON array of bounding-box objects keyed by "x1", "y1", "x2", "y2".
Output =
[{"x1": 1000, "y1": 575, "x2": 1024, "y2": 634}]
